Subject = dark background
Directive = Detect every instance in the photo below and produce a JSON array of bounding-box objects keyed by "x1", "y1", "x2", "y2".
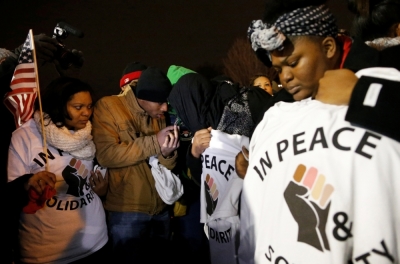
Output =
[{"x1": 1, "y1": 0, "x2": 354, "y2": 99}]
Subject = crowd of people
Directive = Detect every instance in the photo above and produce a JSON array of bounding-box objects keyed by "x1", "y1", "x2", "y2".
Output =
[{"x1": 1, "y1": 0, "x2": 400, "y2": 263}]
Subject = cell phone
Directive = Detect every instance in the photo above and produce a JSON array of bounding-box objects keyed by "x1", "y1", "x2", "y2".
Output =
[
  {"x1": 174, "y1": 117, "x2": 183, "y2": 128},
  {"x1": 94, "y1": 164, "x2": 107, "y2": 178}
]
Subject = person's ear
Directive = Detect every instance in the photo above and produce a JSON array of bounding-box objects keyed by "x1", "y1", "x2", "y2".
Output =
[
  {"x1": 395, "y1": 23, "x2": 400, "y2": 37},
  {"x1": 321, "y1": 36, "x2": 337, "y2": 59},
  {"x1": 387, "y1": 23, "x2": 400, "y2": 37}
]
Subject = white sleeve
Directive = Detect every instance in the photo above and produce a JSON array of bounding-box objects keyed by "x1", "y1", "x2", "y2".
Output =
[
  {"x1": 7, "y1": 128, "x2": 33, "y2": 182},
  {"x1": 355, "y1": 67, "x2": 400, "y2": 81}
]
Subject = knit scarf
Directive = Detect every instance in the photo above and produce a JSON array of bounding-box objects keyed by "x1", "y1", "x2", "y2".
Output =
[{"x1": 34, "y1": 111, "x2": 96, "y2": 160}]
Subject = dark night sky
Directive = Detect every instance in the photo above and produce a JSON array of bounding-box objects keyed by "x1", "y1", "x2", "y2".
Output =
[{"x1": 1, "y1": 0, "x2": 354, "y2": 98}]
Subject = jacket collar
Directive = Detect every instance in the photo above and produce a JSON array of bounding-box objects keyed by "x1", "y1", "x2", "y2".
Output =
[{"x1": 124, "y1": 87, "x2": 148, "y2": 117}]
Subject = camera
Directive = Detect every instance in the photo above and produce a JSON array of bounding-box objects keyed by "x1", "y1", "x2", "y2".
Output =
[{"x1": 52, "y1": 22, "x2": 84, "y2": 69}]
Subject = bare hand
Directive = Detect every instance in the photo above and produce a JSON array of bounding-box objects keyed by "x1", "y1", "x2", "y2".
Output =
[
  {"x1": 191, "y1": 127, "x2": 212, "y2": 158},
  {"x1": 157, "y1": 125, "x2": 180, "y2": 157},
  {"x1": 315, "y1": 69, "x2": 358, "y2": 105},
  {"x1": 25, "y1": 171, "x2": 57, "y2": 195},
  {"x1": 90, "y1": 169, "x2": 109, "y2": 197},
  {"x1": 235, "y1": 146, "x2": 249, "y2": 179}
]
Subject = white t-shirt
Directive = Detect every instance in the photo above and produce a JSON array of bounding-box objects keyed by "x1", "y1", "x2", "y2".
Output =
[
  {"x1": 8, "y1": 119, "x2": 108, "y2": 264},
  {"x1": 200, "y1": 129, "x2": 248, "y2": 223},
  {"x1": 239, "y1": 99, "x2": 400, "y2": 264},
  {"x1": 200, "y1": 129, "x2": 248, "y2": 264}
]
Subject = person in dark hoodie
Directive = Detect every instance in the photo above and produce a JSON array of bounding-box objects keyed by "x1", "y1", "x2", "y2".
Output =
[
  {"x1": 166, "y1": 65, "x2": 211, "y2": 264},
  {"x1": 168, "y1": 72, "x2": 280, "y2": 264},
  {"x1": 169, "y1": 73, "x2": 280, "y2": 182}
]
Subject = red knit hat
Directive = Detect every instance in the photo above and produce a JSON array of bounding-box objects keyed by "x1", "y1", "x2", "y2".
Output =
[{"x1": 119, "y1": 62, "x2": 148, "y2": 88}]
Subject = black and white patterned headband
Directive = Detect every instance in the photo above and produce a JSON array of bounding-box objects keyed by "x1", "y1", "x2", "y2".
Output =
[{"x1": 248, "y1": 5, "x2": 338, "y2": 53}]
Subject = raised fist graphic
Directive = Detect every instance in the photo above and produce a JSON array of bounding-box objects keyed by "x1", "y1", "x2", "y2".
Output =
[
  {"x1": 204, "y1": 174, "x2": 219, "y2": 215},
  {"x1": 284, "y1": 164, "x2": 334, "y2": 251},
  {"x1": 62, "y1": 158, "x2": 89, "y2": 197}
]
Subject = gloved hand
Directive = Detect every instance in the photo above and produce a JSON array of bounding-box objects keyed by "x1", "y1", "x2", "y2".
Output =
[
  {"x1": 54, "y1": 48, "x2": 84, "y2": 78},
  {"x1": 33, "y1": 34, "x2": 84, "y2": 77},
  {"x1": 33, "y1": 34, "x2": 59, "y2": 64}
]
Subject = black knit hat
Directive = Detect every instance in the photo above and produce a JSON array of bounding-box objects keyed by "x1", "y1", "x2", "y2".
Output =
[
  {"x1": 120, "y1": 62, "x2": 147, "y2": 88},
  {"x1": 136, "y1": 67, "x2": 172, "y2": 102}
]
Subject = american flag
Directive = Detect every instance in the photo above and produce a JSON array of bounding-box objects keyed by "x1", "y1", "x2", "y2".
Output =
[{"x1": 4, "y1": 30, "x2": 38, "y2": 128}]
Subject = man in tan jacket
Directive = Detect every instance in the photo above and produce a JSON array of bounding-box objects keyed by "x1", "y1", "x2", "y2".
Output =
[{"x1": 92, "y1": 66, "x2": 179, "y2": 263}]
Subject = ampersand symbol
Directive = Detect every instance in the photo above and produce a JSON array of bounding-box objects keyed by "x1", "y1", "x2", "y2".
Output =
[{"x1": 332, "y1": 212, "x2": 353, "y2": 241}]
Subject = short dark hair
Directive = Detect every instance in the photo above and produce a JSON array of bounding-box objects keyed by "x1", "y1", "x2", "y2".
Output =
[
  {"x1": 349, "y1": 0, "x2": 400, "y2": 40},
  {"x1": 36, "y1": 77, "x2": 94, "y2": 128}
]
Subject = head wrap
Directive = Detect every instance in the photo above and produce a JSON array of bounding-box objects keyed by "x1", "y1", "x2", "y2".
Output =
[{"x1": 248, "y1": 4, "x2": 338, "y2": 62}]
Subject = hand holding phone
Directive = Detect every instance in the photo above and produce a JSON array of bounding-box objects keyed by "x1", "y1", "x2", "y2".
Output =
[{"x1": 94, "y1": 164, "x2": 107, "y2": 178}]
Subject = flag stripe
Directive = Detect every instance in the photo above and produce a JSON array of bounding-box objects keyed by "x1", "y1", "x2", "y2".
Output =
[
  {"x1": 4, "y1": 93, "x2": 37, "y2": 125},
  {"x1": 14, "y1": 65, "x2": 35, "y2": 73},
  {"x1": 11, "y1": 77, "x2": 36, "y2": 84},
  {"x1": 11, "y1": 72, "x2": 36, "y2": 79},
  {"x1": 12, "y1": 71, "x2": 35, "y2": 78},
  {"x1": 11, "y1": 79, "x2": 37, "y2": 89},
  {"x1": 3, "y1": 31, "x2": 38, "y2": 128},
  {"x1": 12, "y1": 63, "x2": 34, "y2": 70}
]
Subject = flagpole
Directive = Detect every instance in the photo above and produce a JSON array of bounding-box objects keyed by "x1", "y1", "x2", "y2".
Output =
[{"x1": 30, "y1": 29, "x2": 49, "y2": 171}]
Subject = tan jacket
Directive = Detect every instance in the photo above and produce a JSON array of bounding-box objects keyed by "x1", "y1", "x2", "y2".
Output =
[{"x1": 92, "y1": 88, "x2": 177, "y2": 214}]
